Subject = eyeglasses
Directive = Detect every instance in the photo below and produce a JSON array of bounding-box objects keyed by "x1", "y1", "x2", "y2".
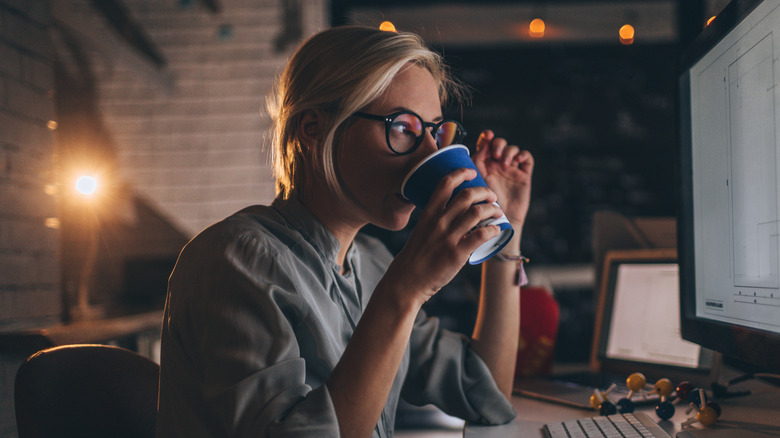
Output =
[{"x1": 353, "y1": 110, "x2": 466, "y2": 155}]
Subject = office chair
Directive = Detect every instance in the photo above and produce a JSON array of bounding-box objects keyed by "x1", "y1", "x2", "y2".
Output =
[{"x1": 14, "y1": 344, "x2": 159, "y2": 438}]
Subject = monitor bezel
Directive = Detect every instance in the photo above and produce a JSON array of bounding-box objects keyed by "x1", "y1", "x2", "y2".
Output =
[
  {"x1": 593, "y1": 249, "x2": 713, "y2": 386},
  {"x1": 678, "y1": 0, "x2": 780, "y2": 373}
]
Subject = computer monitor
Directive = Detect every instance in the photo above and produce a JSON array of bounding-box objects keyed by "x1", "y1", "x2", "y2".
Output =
[{"x1": 679, "y1": 0, "x2": 780, "y2": 373}]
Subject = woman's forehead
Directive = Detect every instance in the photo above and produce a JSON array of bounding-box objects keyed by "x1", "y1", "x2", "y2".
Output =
[{"x1": 368, "y1": 65, "x2": 442, "y2": 119}]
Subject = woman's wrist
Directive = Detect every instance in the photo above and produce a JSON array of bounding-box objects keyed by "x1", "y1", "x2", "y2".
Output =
[
  {"x1": 377, "y1": 263, "x2": 429, "y2": 313},
  {"x1": 491, "y1": 254, "x2": 528, "y2": 286}
]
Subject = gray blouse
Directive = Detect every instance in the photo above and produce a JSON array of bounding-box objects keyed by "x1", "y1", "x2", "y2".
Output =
[{"x1": 155, "y1": 197, "x2": 516, "y2": 437}]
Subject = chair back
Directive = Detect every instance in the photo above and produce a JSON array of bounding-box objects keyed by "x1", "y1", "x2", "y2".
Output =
[{"x1": 14, "y1": 344, "x2": 159, "y2": 438}]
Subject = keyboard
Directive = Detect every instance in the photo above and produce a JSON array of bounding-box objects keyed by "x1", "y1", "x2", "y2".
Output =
[{"x1": 543, "y1": 412, "x2": 672, "y2": 438}]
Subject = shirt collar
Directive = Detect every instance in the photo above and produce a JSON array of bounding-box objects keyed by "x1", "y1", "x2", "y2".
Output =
[{"x1": 271, "y1": 196, "x2": 345, "y2": 268}]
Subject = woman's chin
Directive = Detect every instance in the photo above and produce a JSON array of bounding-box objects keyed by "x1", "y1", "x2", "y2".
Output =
[{"x1": 378, "y1": 209, "x2": 414, "y2": 231}]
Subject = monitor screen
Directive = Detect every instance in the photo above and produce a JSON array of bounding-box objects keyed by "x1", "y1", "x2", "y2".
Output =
[
  {"x1": 606, "y1": 263, "x2": 702, "y2": 369},
  {"x1": 679, "y1": 0, "x2": 780, "y2": 372}
]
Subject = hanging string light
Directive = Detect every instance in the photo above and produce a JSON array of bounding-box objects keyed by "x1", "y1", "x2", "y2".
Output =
[
  {"x1": 619, "y1": 24, "x2": 635, "y2": 45},
  {"x1": 529, "y1": 18, "x2": 545, "y2": 38},
  {"x1": 379, "y1": 21, "x2": 397, "y2": 32}
]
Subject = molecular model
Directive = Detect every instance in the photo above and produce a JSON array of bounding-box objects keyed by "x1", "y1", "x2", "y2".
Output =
[
  {"x1": 590, "y1": 373, "x2": 723, "y2": 428},
  {"x1": 655, "y1": 380, "x2": 722, "y2": 426},
  {"x1": 682, "y1": 387, "x2": 722, "y2": 428},
  {"x1": 590, "y1": 372, "x2": 649, "y2": 415},
  {"x1": 650, "y1": 378, "x2": 675, "y2": 420},
  {"x1": 614, "y1": 372, "x2": 649, "y2": 414}
]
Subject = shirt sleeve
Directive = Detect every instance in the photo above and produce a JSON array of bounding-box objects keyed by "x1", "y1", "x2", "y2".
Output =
[
  {"x1": 400, "y1": 310, "x2": 517, "y2": 425},
  {"x1": 158, "y1": 231, "x2": 341, "y2": 437}
]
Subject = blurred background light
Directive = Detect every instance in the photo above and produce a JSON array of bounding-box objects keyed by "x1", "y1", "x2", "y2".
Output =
[
  {"x1": 619, "y1": 24, "x2": 635, "y2": 44},
  {"x1": 529, "y1": 18, "x2": 545, "y2": 38},
  {"x1": 379, "y1": 20, "x2": 397, "y2": 32},
  {"x1": 45, "y1": 218, "x2": 61, "y2": 229},
  {"x1": 76, "y1": 175, "x2": 98, "y2": 196}
]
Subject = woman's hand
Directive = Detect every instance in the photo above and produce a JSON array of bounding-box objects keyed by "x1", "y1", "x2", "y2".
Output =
[
  {"x1": 472, "y1": 130, "x2": 534, "y2": 230},
  {"x1": 385, "y1": 167, "x2": 503, "y2": 306}
]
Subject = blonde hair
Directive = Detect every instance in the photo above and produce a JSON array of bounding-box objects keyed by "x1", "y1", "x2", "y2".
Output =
[{"x1": 267, "y1": 25, "x2": 466, "y2": 200}]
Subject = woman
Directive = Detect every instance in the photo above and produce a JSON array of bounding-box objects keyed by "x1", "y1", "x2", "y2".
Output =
[{"x1": 156, "y1": 25, "x2": 533, "y2": 438}]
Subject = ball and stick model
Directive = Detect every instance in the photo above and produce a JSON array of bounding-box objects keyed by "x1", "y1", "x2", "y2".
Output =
[
  {"x1": 650, "y1": 378, "x2": 675, "y2": 420},
  {"x1": 682, "y1": 388, "x2": 721, "y2": 427}
]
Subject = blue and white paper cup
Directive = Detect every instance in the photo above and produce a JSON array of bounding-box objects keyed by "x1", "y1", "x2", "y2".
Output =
[{"x1": 401, "y1": 145, "x2": 514, "y2": 264}]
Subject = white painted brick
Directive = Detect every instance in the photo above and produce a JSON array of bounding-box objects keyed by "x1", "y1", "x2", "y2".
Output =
[
  {"x1": 163, "y1": 42, "x2": 277, "y2": 64},
  {"x1": 6, "y1": 78, "x2": 55, "y2": 121},
  {"x1": 132, "y1": 164, "x2": 266, "y2": 188},
  {"x1": 0, "y1": 291, "x2": 11, "y2": 323},
  {"x1": 121, "y1": 95, "x2": 263, "y2": 117},
  {"x1": 0, "y1": 43, "x2": 22, "y2": 78},
  {"x1": 3, "y1": 146, "x2": 53, "y2": 185},
  {"x1": 0, "y1": 113, "x2": 55, "y2": 152},
  {"x1": 10, "y1": 289, "x2": 34, "y2": 320},
  {"x1": 0, "y1": 181, "x2": 57, "y2": 219},
  {"x1": 1, "y1": 216, "x2": 58, "y2": 253},
  {"x1": 0, "y1": 76, "x2": 6, "y2": 109},
  {"x1": 21, "y1": 54, "x2": 54, "y2": 91},
  {"x1": 168, "y1": 61, "x2": 278, "y2": 83},
  {"x1": 89, "y1": 0, "x2": 327, "y2": 235},
  {"x1": 108, "y1": 113, "x2": 263, "y2": 134},
  {"x1": 27, "y1": 286, "x2": 60, "y2": 319},
  {"x1": 0, "y1": 0, "x2": 51, "y2": 25},
  {"x1": 1, "y1": 10, "x2": 52, "y2": 59},
  {"x1": 0, "y1": 253, "x2": 27, "y2": 287},
  {"x1": 115, "y1": 129, "x2": 267, "y2": 151}
]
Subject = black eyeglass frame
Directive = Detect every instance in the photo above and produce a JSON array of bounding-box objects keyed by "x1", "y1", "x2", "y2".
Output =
[{"x1": 352, "y1": 110, "x2": 466, "y2": 155}]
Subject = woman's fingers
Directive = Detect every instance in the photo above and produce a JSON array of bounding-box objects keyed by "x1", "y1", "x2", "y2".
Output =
[{"x1": 423, "y1": 167, "x2": 477, "y2": 215}]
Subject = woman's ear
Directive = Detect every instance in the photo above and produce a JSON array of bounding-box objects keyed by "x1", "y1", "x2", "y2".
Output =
[{"x1": 298, "y1": 109, "x2": 323, "y2": 151}]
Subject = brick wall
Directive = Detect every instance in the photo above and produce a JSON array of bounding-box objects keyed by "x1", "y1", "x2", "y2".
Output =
[
  {"x1": 90, "y1": 0, "x2": 328, "y2": 236},
  {"x1": 0, "y1": 0, "x2": 60, "y2": 435},
  {"x1": 0, "y1": 1, "x2": 328, "y2": 436},
  {"x1": 0, "y1": 0, "x2": 59, "y2": 328}
]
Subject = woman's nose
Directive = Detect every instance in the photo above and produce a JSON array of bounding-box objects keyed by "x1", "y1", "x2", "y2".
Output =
[{"x1": 418, "y1": 128, "x2": 439, "y2": 155}]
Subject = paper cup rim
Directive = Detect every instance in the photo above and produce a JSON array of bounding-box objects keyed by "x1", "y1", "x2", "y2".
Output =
[
  {"x1": 400, "y1": 144, "x2": 470, "y2": 199},
  {"x1": 468, "y1": 223, "x2": 514, "y2": 264}
]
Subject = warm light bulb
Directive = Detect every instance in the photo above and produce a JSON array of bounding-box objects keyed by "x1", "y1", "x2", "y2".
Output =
[
  {"x1": 379, "y1": 21, "x2": 396, "y2": 32},
  {"x1": 75, "y1": 175, "x2": 98, "y2": 196},
  {"x1": 619, "y1": 24, "x2": 635, "y2": 45},
  {"x1": 706, "y1": 16, "x2": 716, "y2": 27},
  {"x1": 45, "y1": 218, "x2": 61, "y2": 229},
  {"x1": 529, "y1": 18, "x2": 545, "y2": 38}
]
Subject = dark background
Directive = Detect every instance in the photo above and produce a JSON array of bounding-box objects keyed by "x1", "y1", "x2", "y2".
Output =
[
  {"x1": 445, "y1": 43, "x2": 679, "y2": 265},
  {"x1": 344, "y1": 0, "x2": 713, "y2": 363}
]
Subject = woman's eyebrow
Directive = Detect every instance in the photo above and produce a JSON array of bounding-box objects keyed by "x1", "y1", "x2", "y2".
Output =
[{"x1": 388, "y1": 106, "x2": 444, "y2": 123}]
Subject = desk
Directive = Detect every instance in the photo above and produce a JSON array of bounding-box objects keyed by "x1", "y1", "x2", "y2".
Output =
[
  {"x1": 0, "y1": 310, "x2": 163, "y2": 353},
  {"x1": 466, "y1": 385, "x2": 780, "y2": 437}
]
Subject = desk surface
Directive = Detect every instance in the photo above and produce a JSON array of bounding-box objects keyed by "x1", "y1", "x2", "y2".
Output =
[
  {"x1": 466, "y1": 384, "x2": 780, "y2": 437},
  {"x1": 0, "y1": 310, "x2": 163, "y2": 352}
]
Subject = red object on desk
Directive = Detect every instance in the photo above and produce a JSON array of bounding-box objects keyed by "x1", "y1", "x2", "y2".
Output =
[{"x1": 515, "y1": 286, "x2": 559, "y2": 377}]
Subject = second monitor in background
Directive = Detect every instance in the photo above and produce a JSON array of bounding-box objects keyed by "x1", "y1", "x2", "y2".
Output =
[{"x1": 514, "y1": 248, "x2": 713, "y2": 409}]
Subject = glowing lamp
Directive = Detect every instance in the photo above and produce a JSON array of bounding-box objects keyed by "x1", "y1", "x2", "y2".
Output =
[
  {"x1": 619, "y1": 24, "x2": 635, "y2": 45},
  {"x1": 706, "y1": 16, "x2": 716, "y2": 27},
  {"x1": 379, "y1": 21, "x2": 396, "y2": 32},
  {"x1": 75, "y1": 175, "x2": 98, "y2": 196},
  {"x1": 529, "y1": 18, "x2": 545, "y2": 38}
]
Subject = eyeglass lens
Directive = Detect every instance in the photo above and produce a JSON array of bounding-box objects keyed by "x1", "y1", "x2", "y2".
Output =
[{"x1": 388, "y1": 113, "x2": 460, "y2": 153}]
